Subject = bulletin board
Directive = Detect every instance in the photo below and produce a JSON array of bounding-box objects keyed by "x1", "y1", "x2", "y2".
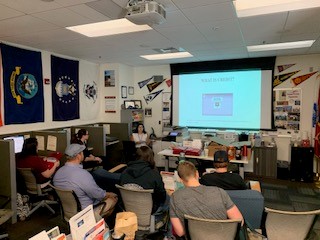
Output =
[{"x1": 273, "y1": 88, "x2": 301, "y2": 130}]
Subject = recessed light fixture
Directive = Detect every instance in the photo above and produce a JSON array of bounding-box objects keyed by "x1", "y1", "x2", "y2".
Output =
[
  {"x1": 247, "y1": 40, "x2": 315, "y2": 52},
  {"x1": 234, "y1": 0, "x2": 320, "y2": 17},
  {"x1": 140, "y1": 52, "x2": 193, "y2": 60},
  {"x1": 66, "y1": 19, "x2": 152, "y2": 37}
]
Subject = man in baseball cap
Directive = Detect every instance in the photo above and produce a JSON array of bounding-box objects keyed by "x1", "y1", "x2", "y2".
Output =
[
  {"x1": 53, "y1": 143, "x2": 118, "y2": 220},
  {"x1": 200, "y1": 150, "x2": 247, "y2": 190}
]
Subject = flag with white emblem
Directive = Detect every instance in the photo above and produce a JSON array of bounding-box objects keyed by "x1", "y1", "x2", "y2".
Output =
[{"x1": 51, "y1": 55, "x2": 79, "y2": 121}]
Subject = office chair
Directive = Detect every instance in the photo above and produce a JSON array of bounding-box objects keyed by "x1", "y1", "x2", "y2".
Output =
[
  {"x1": 116, "y1": 184, "x2": 164, "y2": 233},
  {"x1": 49, "y1": 184, "x2": 81, "y2": 222},
  {"x1": 17, "y1": 168, "x2": 57, "y2": 217},
  {"x1": 0, "y1": 195, "x2": 13, "y2": 239},
  {"x1": 265, "y1": 207, "x2": 320, "y2": 240},
  {"x1": 184, "y1": 214, "x2": 242, "y2": 240}
]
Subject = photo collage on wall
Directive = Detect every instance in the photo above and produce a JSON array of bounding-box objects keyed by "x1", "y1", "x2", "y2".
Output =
[{"x1": 274, "y1": 89, "x2": 301, "y2": 130}]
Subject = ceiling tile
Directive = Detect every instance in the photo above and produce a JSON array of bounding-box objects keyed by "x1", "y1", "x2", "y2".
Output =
[
  {"x1": 181, "y1": 2, "x2": 236, "y2": 23},
  {"x1": 0, "y1": 15, "x2": 58, "y2": 38}
]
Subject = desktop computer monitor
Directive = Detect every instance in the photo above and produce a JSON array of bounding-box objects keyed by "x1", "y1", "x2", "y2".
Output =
[{"x1": 3, "y1": 135, "x2": 25, "y2": 154}]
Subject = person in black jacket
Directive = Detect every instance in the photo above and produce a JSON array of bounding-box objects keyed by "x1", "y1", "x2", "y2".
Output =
[
  {"x1": 120, "y1": 146, "x2": 166, "y2": 212},
  {"x1": 200, "y1": 150, "x2": 247, "y2": 190}
]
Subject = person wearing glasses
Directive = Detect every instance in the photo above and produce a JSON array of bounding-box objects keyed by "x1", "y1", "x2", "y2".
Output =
[{"x1": 71, "y1": 129, "x2": 102, "y2": 168}]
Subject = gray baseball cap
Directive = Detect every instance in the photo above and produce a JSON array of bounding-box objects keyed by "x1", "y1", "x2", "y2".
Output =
[{"x1": 65, "y1": 144, "x2": 86, "y2": 157}]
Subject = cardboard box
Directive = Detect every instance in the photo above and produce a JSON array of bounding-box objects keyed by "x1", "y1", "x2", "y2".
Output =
[{"x1": 207, "y1": 144, "x2": 227, "y2": 157}]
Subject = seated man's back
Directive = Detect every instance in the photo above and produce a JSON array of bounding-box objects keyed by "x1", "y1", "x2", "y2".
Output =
[{"x1": 200, "y1": 150, "x2": 247, "y2": 190}]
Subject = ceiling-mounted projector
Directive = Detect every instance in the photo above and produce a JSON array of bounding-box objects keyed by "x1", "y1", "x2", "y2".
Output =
[{"x1": 125, "y1": 1, "x2": 166, "y2": 25}]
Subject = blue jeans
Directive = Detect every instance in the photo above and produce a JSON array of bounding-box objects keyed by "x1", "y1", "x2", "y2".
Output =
[{"x1": 90, "y1": 168, "x2": 121, "y2": 193}]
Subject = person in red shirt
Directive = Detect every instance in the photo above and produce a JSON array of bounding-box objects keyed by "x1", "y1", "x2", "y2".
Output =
[{"x1": 16, "y1": 138, "x2": 60, "y2": 183}]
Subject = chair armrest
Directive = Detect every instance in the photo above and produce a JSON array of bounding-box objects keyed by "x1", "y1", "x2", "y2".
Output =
[{"x1": 108, "y1": 164, "x2": 127, "y2": 173}]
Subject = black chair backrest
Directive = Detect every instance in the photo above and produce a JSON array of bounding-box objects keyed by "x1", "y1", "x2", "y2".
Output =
[{"x1": 122, "y1": 141, "x2": 137, "y2": 163}]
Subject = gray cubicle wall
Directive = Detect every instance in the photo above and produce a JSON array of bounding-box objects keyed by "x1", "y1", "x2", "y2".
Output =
[
  {"x1": 71, "y1": 125, "x2": 106, "y2": 156},
  {"x1": 31, "y1": 130, "x2": 68, "y2": 157},
  {"x1": 101, "y1": 122, "x2": 130, "y2": 141},
  {"x1": 0, "y1": 140, "x2": 17, "y2": 223}
]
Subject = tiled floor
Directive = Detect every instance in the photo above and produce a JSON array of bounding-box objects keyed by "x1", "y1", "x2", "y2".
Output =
[{"x1": 3, "y1": 176, "x2": 320, "y2": 239}]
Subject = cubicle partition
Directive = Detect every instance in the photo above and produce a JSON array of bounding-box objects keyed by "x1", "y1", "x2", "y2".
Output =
[
  {"x1": 0, "y1": 140, "x2": 17, "y2": 223},
  {"x1": 101, "y1": 122, "x2": 130, "y2": 141},
  {"x1": 71, "y1": 125, "x2": 106, "y2": 156},
  {"x1": 31, "y1": 130, "x2": 68, "y2": 157}
]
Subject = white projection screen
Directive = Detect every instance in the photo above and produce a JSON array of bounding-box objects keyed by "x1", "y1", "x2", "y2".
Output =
[{"x1": 172, "y1": 69, "x2": 273, "y2": 130}]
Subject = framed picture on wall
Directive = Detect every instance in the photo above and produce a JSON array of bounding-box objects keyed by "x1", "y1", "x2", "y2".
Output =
[
  {"x1": 124, "y1": 100, "x2": 135, "y2": 109},
  {"x1": 134, "y1": 100, "x2": 142, "y2": 109},
  {"x1": 128, "y1": 86, "x2": 134, "y2": 95},
  {"x1": 145, "y1": 108, "x2": 152, "y2": 117},
  {"x1": 121, "y1": 86, "x2": 127, "y2": 98}
]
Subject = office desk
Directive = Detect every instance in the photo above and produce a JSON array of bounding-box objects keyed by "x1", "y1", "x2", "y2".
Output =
[{"x1": 158, "y1": 149, "x2": 248, "y2": 178}]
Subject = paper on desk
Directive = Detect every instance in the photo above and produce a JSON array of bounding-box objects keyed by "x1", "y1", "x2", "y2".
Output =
[
  {"x1": 35, "y1": 135, "x2": 45, "y2": 151},
  {"x1": 161, "y1": 171, "x2": 175, "y2": 191},
  {"x1": 29, "y1": 230, "x2": 50, "y2": 240},
  {"x1": 47, "y1": 135, "x2": 57, "y2": 151},
  {"x1": 69, "y1": 205, "x2": 96, "y2": 240}
]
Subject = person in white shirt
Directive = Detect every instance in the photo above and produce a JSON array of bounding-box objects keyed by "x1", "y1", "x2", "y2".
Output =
[{"x1": 130, "y1": 123, "x2": 150, "y2": 148}]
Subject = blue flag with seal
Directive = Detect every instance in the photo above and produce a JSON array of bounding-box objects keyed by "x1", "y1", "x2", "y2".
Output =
[
  {"x1": 0, "y1": 43, "x2": 44, "y2": 124},
  {"x1": 51, "y1": 55, "x2": 79, "y2": 121}
]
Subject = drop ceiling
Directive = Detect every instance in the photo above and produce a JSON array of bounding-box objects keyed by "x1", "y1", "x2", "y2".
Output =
[{"x1": 0, "y1": 0, "x2": 319, "y2": 66}]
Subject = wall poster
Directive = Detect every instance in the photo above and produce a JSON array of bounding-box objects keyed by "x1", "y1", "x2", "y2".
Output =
[{"x1": 274, "y1": 88, "x2": 301, "y2": 130}]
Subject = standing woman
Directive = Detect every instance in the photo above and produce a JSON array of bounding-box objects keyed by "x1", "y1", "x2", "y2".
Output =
[
  {"x1": 130, "y1": 123, "x2": 150, "y2": 148},
  {"x1": 71, "y1": 129, "x2": 102, "y2": 168}
]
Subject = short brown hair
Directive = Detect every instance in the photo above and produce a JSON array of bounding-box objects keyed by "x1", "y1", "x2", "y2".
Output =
[
  {"x1": 177, "y1": 161, "x2": 197, "y2": 181},
  {"x1": 136, "y1": 146, "x2": 155, "y2": 169},
  {"x1": 213, "y1": 162, "x2": 228, "y2": 169}
]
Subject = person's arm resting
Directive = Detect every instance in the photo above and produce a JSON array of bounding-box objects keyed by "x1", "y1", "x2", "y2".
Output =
[
  {"x1": 171, "y1": 217, "x2": 185, "y2": 237},
  {"x1": 41, "y1": 161, "x2": 60, "y2": 179},
  {"x1": 227, "y1": 205, "x2": 243, "y2": 224}
]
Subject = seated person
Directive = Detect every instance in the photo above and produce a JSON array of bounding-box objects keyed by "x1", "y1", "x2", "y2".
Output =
[
  {"x1": 53, "y1": 144, "x2": 118, "y2": 219},
  {"x1": 170, "y1": 161, "x2": 243, "y2": 237},
  {"x1": 120, "y1": 146, "x2": 166, "y2": 212},
  {"x1": 120, "y1": 146, "x2": 173, "y2": 238},
  {"x1": 71, "y1": 129, "x2": 104, "y2": 169},
  {"x1": 16, "y1": 137, "x2": 60, "y2": 183},
  {"x1": 200, "y1": 150, "x2": 247, "y2": 190},
  {"x1": 130, "y1": 124, "x2": 150, "y2": 148}
]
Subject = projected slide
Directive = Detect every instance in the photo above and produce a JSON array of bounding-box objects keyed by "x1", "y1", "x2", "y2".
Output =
[
  {"x1": 202, "y1": 93, "x2": 233, "y2": 116},
  {"x1": 172, "y1": 69, "x2": 272, "y2": 130}
]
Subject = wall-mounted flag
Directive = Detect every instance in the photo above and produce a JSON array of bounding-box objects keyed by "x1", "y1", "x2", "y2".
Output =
[
  {"x1": 0, "y1": 43, "x2": 44, "y2": 125},
  {"x1": 144, "y1": 89, "x2": 163, "y2": 104},
  {"x1": 273, "y1": 71, "x2": 300, "y2": 87},
  {"x1": 277, "y1": 64, "x2": 295, "y2": 73},
  {"x1": 292, "y1": 71, "x2": 318, "y2": 86},
  {"x1": 51, "y1": 55, "x2": 79, "y2": 121}
]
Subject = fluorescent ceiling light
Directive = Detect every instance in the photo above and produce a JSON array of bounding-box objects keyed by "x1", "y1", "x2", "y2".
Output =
[
  {"x1": 140, "y1": 52, "x2": 193, "y2": 60},
  {"x1": 247, "y1": 40, "x2": 315, "y2": 52},
  {"x1": 234, "y1": 0, "x2": 320, "y2": 17},
  {"x1": 66, "y1": 19, "x2": 152, "y2": 37}
]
